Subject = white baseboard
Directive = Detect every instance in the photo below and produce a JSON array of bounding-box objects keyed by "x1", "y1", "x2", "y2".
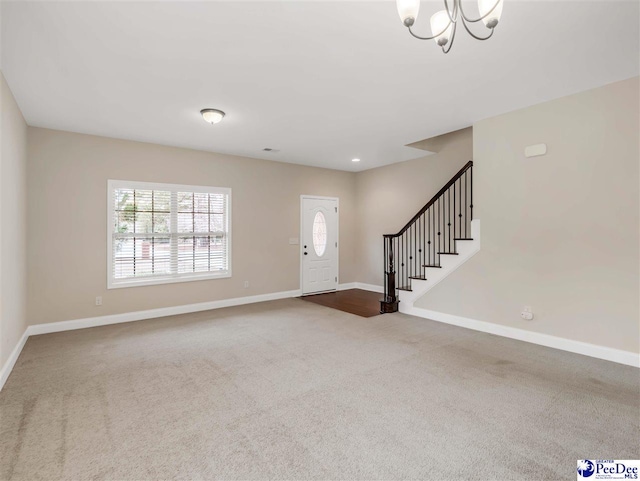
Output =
[
  {"x1": 355, "y1": 282, "x2": 384, "y2": 293},
  {"x1": 28, "y1": 289, "x2": 302, "y2": 336},
  {"x1": 0, "y1": 329, "x2": 29, "y2": 392},
  {"x1": 339, "y1": 282, "x2": 383, "y2": 293},
  {"x1": 403, "y1": 305, "x2": 640, "y2": 368}
]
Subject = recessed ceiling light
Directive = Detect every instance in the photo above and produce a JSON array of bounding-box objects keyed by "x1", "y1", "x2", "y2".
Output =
[
  {"x1": 352, "y1": 158, "x2": 361, "y2": 162},
  {"x1": 200, "y1": 109, "x2": 225, "y2": 124}
]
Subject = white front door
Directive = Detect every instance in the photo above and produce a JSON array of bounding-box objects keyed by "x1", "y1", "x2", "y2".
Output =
[{"x1": 301, "y1": 196, "x2": 338, "y2": 295}]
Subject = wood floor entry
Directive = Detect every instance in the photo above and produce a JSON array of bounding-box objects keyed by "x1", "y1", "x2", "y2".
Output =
[{"x1": 299, "y1": 289, "x2": 381, "y2": 317}]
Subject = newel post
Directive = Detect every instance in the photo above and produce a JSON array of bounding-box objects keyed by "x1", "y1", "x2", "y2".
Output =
[{"x1": 380, "y1": 236, "x2": 399, "y2": 313}]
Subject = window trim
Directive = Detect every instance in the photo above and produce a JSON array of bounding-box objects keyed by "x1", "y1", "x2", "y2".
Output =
[{"x1": 107, "y1": 179, "x2": 232, "y2": 289}]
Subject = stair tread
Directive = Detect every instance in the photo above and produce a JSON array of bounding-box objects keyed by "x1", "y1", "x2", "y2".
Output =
[
  {"x1": 409, "y1": 276, "x2": 428, "y2": 280},
  {"x1": 422, "y1": 264, "x2": 442, "y2": 268},
  {"x1": 454, "y1": 237, "x2": 474, "y2": 241},
  {"x1": 397, "y1": 286, "x2": 413, "y2": 292},
  {"x1": 437, "y1": 252, "x2": 459, "y2": 255}
]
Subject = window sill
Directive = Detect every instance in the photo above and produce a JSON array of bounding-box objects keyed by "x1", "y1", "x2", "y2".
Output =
[{"x1": 108, "y1": 271, "x2": 231, "y2": 289}]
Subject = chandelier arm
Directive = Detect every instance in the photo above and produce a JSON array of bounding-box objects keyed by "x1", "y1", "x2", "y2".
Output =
[
  {"x1": 460, "y1": 17, "x2": 495, "y2": 40},
  {"x1": 458, "y1": 0, "x2": 501, "y2": 23},
  {"x1": 443, "y1": 0, "x2": 459, "y2": 23},
  {"x1": 408, "y1": 19, "x2": 453, "y2": 41},
  {"x1": 441, "y1": 21, "x2": 457, "y2": 54}
]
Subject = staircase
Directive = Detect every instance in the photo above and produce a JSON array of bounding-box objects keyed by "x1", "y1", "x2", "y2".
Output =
[{"x1": 380, "y1": 161, "x2": 480, "y2": 314}]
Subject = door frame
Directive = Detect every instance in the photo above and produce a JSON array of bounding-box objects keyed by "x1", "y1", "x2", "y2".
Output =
[{"x1": 299, "y1": 195, "x2": 339, "y2": 295}]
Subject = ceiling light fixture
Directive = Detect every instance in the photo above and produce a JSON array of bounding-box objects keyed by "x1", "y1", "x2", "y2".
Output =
[
  {"x1": 396, "y1": 0, "x2": 503, "y2": 54},
  {"x1": 200, "y1": 109, "x2": 225, "y2": 124},
  {"x1": 352, "y1": 158, "x2": 361, "y2": 162}
]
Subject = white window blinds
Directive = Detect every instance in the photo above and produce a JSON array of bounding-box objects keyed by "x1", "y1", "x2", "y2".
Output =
[{"x1": 108, "y1": 180, "x2": 231, "y2": 288}]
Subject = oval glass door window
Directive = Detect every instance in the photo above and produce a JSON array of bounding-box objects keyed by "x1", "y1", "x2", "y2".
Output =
[{"x1": 312, "y1": 211, "x2": 327, "y2": 257}]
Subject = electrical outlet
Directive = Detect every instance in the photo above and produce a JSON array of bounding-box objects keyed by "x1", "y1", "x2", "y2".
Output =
[
  {"x1": 243, "y1": 281, "x2": 249, "y2": 288},
  {"x1": 95, "y1": 296, "x2": 102, "y2": 306},
  {"x1": 521, "y1": 306, "x2": 533, "y2": 320}
]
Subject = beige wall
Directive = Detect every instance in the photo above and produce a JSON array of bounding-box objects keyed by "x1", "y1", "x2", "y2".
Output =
[
  {"x1": 27, "y1": 128, "x2": 357, "y2": 324},
  {"x1": 355, "y1": 128, "x2": 473, "y2": 286},
  {"x1": 0, "y1": 72, "x2": 28, "y2": 367},
  {"x1": 415, "y1": 77, "x2": 640, "y2": 354}
]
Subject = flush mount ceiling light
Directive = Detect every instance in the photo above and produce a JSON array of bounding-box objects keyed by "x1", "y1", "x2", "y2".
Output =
[
  {"x1": 200, "y1": 109, "x2": 225, "y2": 124},
  {"x1": 352, "y1": 158, "x2": 361, "y2": 162},
  {"x1": 396, "y1": 0, "x2": 503, "y2": 54}
]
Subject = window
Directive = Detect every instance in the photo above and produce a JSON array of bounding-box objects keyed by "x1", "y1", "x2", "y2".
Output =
[
  {"x1": 312, "y1": 211, "x2": 327, "y2": 257},
  {"x1": 107, "y1": 180, "x2": 231, "y2": 288}
]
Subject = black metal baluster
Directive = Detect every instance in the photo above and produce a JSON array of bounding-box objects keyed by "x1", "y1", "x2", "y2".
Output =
[
  {"x1": 448, "y1": 187, "x2": 451, "y2": 252},
  {"x1": 433, "y1": 205, "x2": 436, "y2": 264},
  {"x1": 470, "y1": 164, "x2": 473, "y2": 222},
  {"x1": 400, "y1": 233, "x2": 403, "y2": 289},
  {"x1": 408, "y1": 226, "x2": 411, "y2": 281},
  {"x1": 393, "y1": 236, "x2": 396, "y2": 295},
  {"x1": 437, "y1": 198, "x2": 440, "y2": 262},
  {"x1": 453, "y1": 182, "x2": 456, "y2": 242},
  {"x1": 404, "y1": 230, "x2": 407, "y2": 285},
  {"x1": 432, "y1": 205, "x2": 435, "y2": 264},
  {"x1": 416, "y1": 216, "x2": 419, "y2": 276},
  {"x1": 397, "y1": 236, "x2": 400, "y2": 291},
  {"x1": 409, "y1": 225, "x2": 412, "y2": 281},
  {"x1": 420, "y1": 212, "x2": 427, "y2": 277},
  {"x1": 420, "y1": 214, "x2": 424, "y2": 275},
  {"x1": 464, "y1": 170, "x2": 468, "y2": 238},
  {"x1": 418, "y1": 216, "x2": 421, "y2": 276},
  {"x1": 405, "y1": 231, "x2": 408, "y2": 287},
  {"x1": 403, "y1": 232, "x2": 406, "y2": 288},
  {"x1": 400, "y1": 233, "x2": 402, "y2": 288},
  {"x1": 393, "y1": 237, "x2": 396, "y2": 297},
  {"x1": 416, "y1": 216, "x2": 420, "y2": 277},
  {"x1": 450, "y1": 187, "x2": 453, "y2": 250},
  {"x1": 404, "y1": 231, "x2": 408, "y2": 288},
  {"x1": 459, "y1": 177, "x2": 462, "y2": 237},
  {"x1": 428, "y1": 208, "x2": 431, "y2": 266},
  {"x1": 397, "y1": 236, "x2": 399, "y2": 292},
  {"x1": 417, "y1": 217, "x2": 420, "y2": 277},
  {"x1": 411, "y1": 224, "x2": 414, "y2": 280}
]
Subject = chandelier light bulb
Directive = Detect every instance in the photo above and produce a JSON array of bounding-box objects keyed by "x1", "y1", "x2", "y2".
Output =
[
  {"x1": 396, "y1": 0, "x2": 420, "y2": 26},
  {"x1": 478, "y1": 0, "x2": 503, "y2": 28},
  {"x1": 430, "y1": 10, "x2": 452, "y2": 46}
]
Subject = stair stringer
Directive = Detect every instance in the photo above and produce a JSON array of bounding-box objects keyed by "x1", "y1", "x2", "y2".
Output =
[{"x1": 398, "y1": 219, "x2": 481, "y2": 313}]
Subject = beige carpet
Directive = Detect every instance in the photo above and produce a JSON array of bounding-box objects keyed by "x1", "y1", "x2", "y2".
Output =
[{"x1": 1, "y1": 298, "x2": 638, "y2": 480}]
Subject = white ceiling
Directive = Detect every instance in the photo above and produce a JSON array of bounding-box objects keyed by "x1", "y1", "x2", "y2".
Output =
[{"x1": 1, "y1": 1, "x2": 638, "y2": 171}]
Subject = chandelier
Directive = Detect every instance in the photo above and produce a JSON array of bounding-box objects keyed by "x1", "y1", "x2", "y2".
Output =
[{"x1": 396, "y1": 0, "x2": 504, "y2": 53}]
